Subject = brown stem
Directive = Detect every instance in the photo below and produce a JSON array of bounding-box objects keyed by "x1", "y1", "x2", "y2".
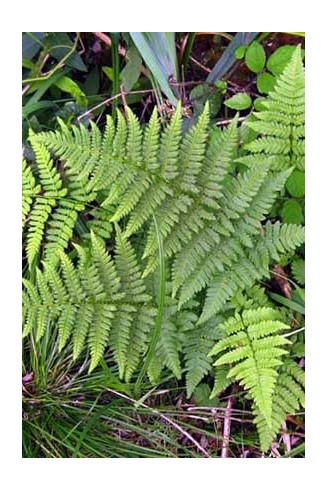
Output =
[{"x1": 221, "y1": 385, "x2": 236, "y2": 458}]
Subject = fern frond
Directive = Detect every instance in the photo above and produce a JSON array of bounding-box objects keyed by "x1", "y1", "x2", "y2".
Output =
[
  {"x1": 147, "y1": 298, "x2": 199, "y2": 383},
  {"x1": 209, "y1": 307, "x2": 291, "y2": 426},
  {"x1": 24, "y1": 136, "x2": 94, "y2": 269},
  {"x1": 184, "y1": 321, "x2": 221, "y2": 398},
  {"x1": 22, "y1": 98, "x2": 305, "y2": 410},
  {"x1": 23, "y1": 231, "x2": 156, "y2": 375},
  {"x1": 177, "y1": 166, "x2": 295, "y2": 313},
  {"x1": 179, "y1": 101, "x2": 210, "y2": 193},
  {"x1": 123, "y1": 305, "x2": 156, "y2": 382},
  {"x1": 44, "y1": 200, "x2": 83, "y2": 266},
  {"x1": 238, "y1": 46, "x2": 305, "y2": 171},
  {"x1": 108, "y1": 225, "x2": 155, "y2": 380},
  {"x1": 253, "y1": 359, "x2": 305, "y2": 452},
  {"x1": 198, "y1": 221, "x2": 304, "y2": 323},
  {"x1": 152, "y1": 318, "x2": 182, "y2": 380},
  {"x1": 292, "y1": 258, "x2": 305, "y2": 285},
  {"x1": 142, "y1": 115, "x2": 239, "y2": 278}
]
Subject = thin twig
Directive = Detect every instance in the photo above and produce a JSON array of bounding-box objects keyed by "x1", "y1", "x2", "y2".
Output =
[
  {"x1": 221, "y1": 386, "x2": 236, "y2": 458},
  {"x1": 104, "y1": 387, "x2": 211, "y2": 458},
  {"x1": 185, "y1": 405, "x2": 253, "y2": 415},
  {"x1": 283, "y1": 327, "x2": 305, "y2": 338},
  {"x1": 22, "y1": 84, "x2": 31, "y2": 96},
  {"x1": 216, "y1": 116, "x2": 247, "y2": 126},
  {"x1": 281, "y1": 422, "x2": 291, "y2": 453},
  {"x1": 189, "y1": 55, "x2": 212, "y2": 73},
  {"x1": 76, "y1": 89, "x2": 155, "y2": 122}
]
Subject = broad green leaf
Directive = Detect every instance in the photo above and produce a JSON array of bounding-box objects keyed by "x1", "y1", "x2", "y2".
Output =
[
  {"x1": 190, "y1": 84, "x2": 222, "y2": 117},
  {"x1": 257, "y1": 72, "x2": 276, "y2": 93},
  {"x1": 130, "y1": 32, "x2": 178, "y2": 106},
  {"x1": 280, "y1": 200, "x2": 304, "y2": 224},
  {"x1": 24, "y1": 68, "x2": 69, "y2": 107},
  {"x1": 55, "y1": 76, "x2": 87, "y2": 106},
  {"x1": 102, "y1": 66, "x2": 115, "y2": 82},
  {"x1": 121, "y1": 45, "x2": 142, "y2": 91},
  {"x1": 224, "y1": 93, "x2": 252, "y2": 110},
  {"x1": 245, "y1": 41, "x2": 266, "y2": 73},
  {"x1": 46, "y1": 32, "x2": 87, "y2": 72},
  {"x1": 22, "y1": 58, "x2": 36, "y2": 70},
  {"x1": 22, "y1": 32, "x2": 45, "y2": 60},
  {"x1": 253, "y1": 97, "x2": 267, "y2": 111},
  {"x1": 267, "y1": 45, "x2": 297, "y2": 76},
  {"x1": 83, "y1": 68, "x2": 100, "y2": 95},
  {"x1": 215, "y1": 80, "x2": 227, "y2": 92},
  {"x1": 22, "y1": 100, "x2": 58, "y2": 118},
  {"x1": 286, "y1": 170, "x2": 305, "y2": 198}
]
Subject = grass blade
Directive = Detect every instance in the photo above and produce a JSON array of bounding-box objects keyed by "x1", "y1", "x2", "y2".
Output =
[{"x1": 130, "y1": 32, "x2": 179, "y2": 105}]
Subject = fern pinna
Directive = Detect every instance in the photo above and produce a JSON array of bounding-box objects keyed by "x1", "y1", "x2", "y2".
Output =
[{"x1": 22, "y1": 50, "x2": 305, "y2": 453}]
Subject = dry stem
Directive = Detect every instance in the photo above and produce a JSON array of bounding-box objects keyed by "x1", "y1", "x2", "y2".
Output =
[
  {"x1": 104, "y1": 387, "x2": 211, "y2": 458},
  {"x1": 221, "y1": 386, "x2": 236, "y2": 458}
]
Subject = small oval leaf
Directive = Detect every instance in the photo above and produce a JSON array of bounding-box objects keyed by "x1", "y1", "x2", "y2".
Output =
[
  {"x1": 245, "y1": 41, "x2": 266, "y2": 73},
  {"x1": 224, "y1": 93, "x2": 252, "y2": 110},
  {"x1": 280, "y1": 200, "x2": 304, "y2": 224},
  {"x1": 235, "y1": 45, "x2": 247, "y2": 59},
  {"x1": 267, "y1": 45, "x2": 297, "y2": 76},
  {"x1": 286, "y1": 170, "x2": 305, "y2": 198},
  {"x1": 257, "y1": 72, "x2": 276, "y2": 94}
]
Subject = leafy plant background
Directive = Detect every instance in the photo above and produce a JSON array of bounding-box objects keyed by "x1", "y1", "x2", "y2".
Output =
[{"x1": 22, "y1": 32, "x2": 305, "y2": 458}]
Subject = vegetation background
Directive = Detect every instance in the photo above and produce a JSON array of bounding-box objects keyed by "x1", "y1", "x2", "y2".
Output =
[
  {"x1": 22, "y1": 30, "x2": 306, "y2": 459},
  {"x1": 2, "y1": 4, "x2": 327, "y2": 487}
]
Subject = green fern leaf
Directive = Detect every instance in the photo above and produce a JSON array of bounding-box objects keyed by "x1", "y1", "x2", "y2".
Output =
[
  {"x1": 253, "y1": 359, "x2": 305, "y2": 452},
  {"x1": 238, "y1": 45, "x2": 305, "y2": 171},
  {"x1": 184, "y1": 321, "x2": 221, "y2": 398},
  {"x1": 22, "y1": 159, "x2": 40, "y2": 227},
  {"x1": 209, "y1": 307, "x2": 291, "y2": 426},
  {"x1": 210, "y1": 365, "x2": 232, "y2": 399}
]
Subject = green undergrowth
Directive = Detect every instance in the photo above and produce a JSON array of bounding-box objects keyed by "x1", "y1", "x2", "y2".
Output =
[{"x1": 22, "y1": 35, "x2": 305, "y2": 458}]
